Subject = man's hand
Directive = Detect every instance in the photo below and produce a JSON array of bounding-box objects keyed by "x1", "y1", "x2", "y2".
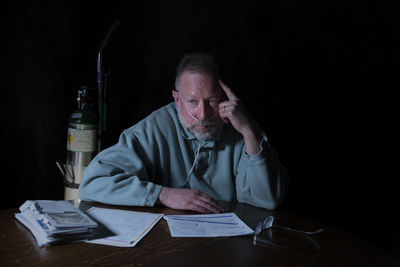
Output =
[
  {"x1": 218, "y1": 80, "x2": 262, "y2": 154},
  {"x1": 158, "y1": 187, "x2": 223, "y2": 213}
]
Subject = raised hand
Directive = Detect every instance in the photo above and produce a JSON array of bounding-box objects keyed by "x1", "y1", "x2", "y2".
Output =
[{"x1": 218, "y1": 80, "x2": 262, "y2": 154}]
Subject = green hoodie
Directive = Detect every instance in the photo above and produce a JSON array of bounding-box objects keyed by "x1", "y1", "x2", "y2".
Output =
[{"x1": 80, "y1": 103, "x2": 288, "y2": 210}]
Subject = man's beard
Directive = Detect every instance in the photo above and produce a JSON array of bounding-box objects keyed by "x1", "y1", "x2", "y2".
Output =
[{"x1": 177, "y1": 111, "x2": 222, "y2": 141}]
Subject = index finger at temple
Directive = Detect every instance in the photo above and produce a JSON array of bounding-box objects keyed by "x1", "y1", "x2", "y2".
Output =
[{"x1": 219, "y1": 79, "x2": 238, "y2": 101}]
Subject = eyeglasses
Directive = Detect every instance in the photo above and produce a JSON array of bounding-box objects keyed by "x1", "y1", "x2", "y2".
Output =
[{"x1": 253, "y1": 216, "x2": 324, "y2": 250}]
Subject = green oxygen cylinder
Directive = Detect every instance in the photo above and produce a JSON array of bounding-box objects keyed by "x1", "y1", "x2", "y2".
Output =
[{"x1": 64, "y1": 86, "x2": 97, "y2": 200}]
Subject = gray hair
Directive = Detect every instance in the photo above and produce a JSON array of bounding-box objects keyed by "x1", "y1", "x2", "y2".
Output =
[{"x1": 174, "y1": 53, "x2": 220, "y2": 92}]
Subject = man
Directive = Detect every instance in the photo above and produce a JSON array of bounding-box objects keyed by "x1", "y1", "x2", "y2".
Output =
[{"x1": 80, "y1": 53, "x2": 288, "y2": 213}]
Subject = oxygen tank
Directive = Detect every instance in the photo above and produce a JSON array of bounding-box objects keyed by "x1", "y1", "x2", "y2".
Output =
[
  {"x1": 57, "y1": 22, "x2": 118, "y2": 200},
  {"x1": 63, "y1": 86, "x2": 97, "y2": 200}
]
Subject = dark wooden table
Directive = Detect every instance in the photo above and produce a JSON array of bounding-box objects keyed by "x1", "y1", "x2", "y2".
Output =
[{"x1": 0, "y1": 201, "x2": 390, "y2": 266}]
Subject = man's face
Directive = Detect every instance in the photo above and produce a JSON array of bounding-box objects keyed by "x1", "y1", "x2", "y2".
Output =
[{"x1": 173, "y1": 71, "x2": 224, "y2": 140}]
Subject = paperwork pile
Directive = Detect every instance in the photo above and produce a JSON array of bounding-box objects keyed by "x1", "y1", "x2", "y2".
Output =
[{"x1": 15, "y1": 200, "x2": 97, "y2": 246}]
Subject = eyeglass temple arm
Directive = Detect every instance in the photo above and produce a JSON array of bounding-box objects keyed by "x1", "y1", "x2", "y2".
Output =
[{"x1": 273, "y1": 225, "x2": 324, "y2": 235}]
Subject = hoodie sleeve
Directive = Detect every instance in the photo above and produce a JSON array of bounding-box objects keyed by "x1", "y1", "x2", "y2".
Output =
[
  {"x1": 235, "y1": 137, "x2": 289, "y2": 210},
  {"x1": 79, "y1": 130, "x2": 162, "y2": 207}
]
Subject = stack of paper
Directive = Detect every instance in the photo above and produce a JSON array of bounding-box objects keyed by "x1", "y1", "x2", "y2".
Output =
[{"x1": 15, "y1": 200, "x2": 98, "y2": 246}]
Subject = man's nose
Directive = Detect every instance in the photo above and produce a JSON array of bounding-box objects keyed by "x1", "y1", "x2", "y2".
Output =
[{"x1": 196, "y1": 101, "x2": 212, "y2": 121}]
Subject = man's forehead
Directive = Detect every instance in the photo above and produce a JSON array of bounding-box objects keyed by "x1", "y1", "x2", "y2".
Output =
[{"x1": 179, "y1": 72, "x2": 221, "y2": 97}]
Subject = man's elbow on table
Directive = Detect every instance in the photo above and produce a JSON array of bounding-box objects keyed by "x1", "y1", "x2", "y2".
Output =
[
  {"x1": 240, "y1": 195, "x2": 281, "y2": 211},
  {"x1": 78, "y1": 166, "x2": 107, "y2": 202},
  {"x1": 78, "y1": 174, "x2": 95, "y2": 202},
  {"x1": 239, "y1": 176, "x2": 289, "y2": 210}
]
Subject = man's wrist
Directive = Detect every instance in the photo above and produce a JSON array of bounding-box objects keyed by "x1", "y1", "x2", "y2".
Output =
[
  {"x1": 157, "y1": 186, "x2": 166, "y2": 205},
  {"x1": 243, "y1": 123, "x2": 262, "y2": 154}
]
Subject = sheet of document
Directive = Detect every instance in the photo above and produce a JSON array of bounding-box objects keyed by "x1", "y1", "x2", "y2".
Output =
[
  {"x1": 85, "y1": 207, "x2": 163, "y2": 247},
  {"x1": 163, "y1": 213, "x2": 254, "y2": 237}
]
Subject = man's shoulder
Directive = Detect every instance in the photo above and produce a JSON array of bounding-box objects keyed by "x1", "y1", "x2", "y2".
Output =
[
  {"x1": 124, "y1": 103, "x2": 179, "y2": 136},
  {"x1": 151, "y1": 102, "x2": 177, "y2": 120}
]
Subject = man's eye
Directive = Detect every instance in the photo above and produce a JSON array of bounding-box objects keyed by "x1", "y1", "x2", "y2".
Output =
[{"x1": 209, "y1": 100, "x2": 219, "y2": 106}]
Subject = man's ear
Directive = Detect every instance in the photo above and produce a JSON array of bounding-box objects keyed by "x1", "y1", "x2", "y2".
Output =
[{"x1": 172, "y1": 90, "x2": 179, "y2": 104}]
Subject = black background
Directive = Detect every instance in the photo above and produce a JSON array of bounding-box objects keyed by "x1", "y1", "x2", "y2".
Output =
[{"x1": 2, "y1": 0, "x2": 397, "y2": 260}]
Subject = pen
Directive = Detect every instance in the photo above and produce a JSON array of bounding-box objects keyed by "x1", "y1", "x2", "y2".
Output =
[{"x1": 56, "y1": 161, "x2": 65, "y2": 177}]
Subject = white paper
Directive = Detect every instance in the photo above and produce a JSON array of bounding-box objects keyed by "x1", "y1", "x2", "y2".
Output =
[
  {"x1": 85, "y1": 207, "x2": 163, "y2": 247},
  {"x1": 163, "y1": 213, "x2": 254, "y2": 237}
]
